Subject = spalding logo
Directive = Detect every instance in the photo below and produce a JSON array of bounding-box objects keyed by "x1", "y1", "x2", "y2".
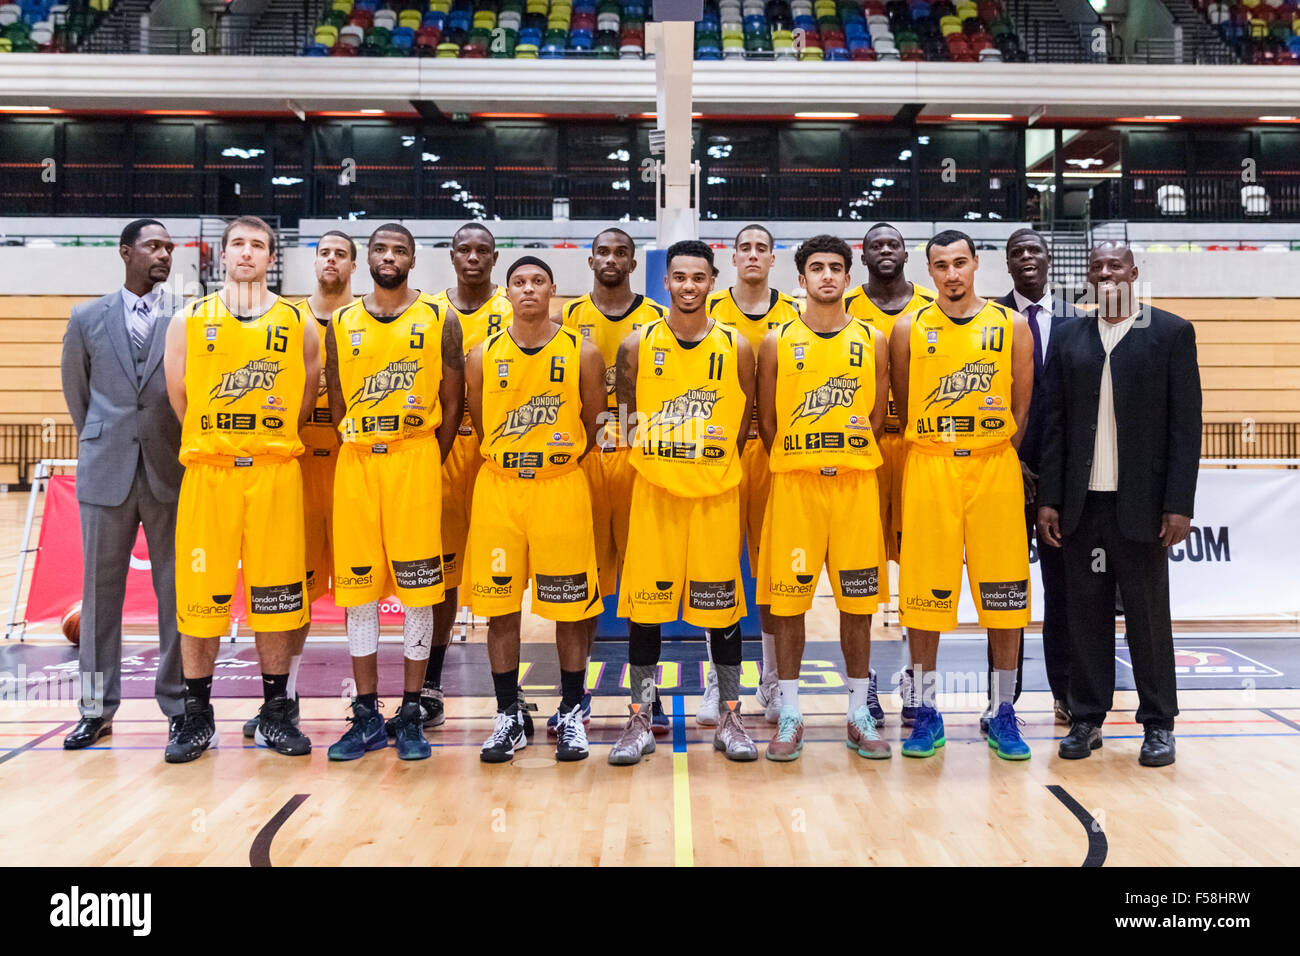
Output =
[
  {"x1": 701, "y1": 445, "x2": 725, "y2": 459},
  {"x1": 262, "y1": 416, "x2": 284, "y2": 429},
  {"x1": 981, "y1": 416, "x2": 1006, "y2": 429},
  {"x1": 549, "y1": 453, "x2": 571, "y2": 465}
]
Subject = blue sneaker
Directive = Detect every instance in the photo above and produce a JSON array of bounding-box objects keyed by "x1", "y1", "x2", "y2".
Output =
[
  {"x1": 866, "y1": 669, "x2": 885, "y2": 723},
  {"x1": 650, "y1": 688, "x2": 670, "y2": 738},
  {"x1": 327, "y1": 697, "x2": 387, "y2": 761},
  {"x1": 901, "y1": 705, "x2": 946, "y2": 758},
  {"x1": 987, "y1": 702, "x2": 1031, "y2": 761},
  {"x1": 546, "y1": 692, "x2": 591, "y2": 738},
  {"x1": 394, "y1": 701, "x2": 432, "y2": 761}
]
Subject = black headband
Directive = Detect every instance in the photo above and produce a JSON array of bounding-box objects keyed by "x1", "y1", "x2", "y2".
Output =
[{"x1": 505, "y1": 255, "x2": 553, "y2": 283}]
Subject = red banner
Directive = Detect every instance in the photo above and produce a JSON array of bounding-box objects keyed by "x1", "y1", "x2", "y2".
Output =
[{"x1": 26, "y1": 475, "x2": 403, "y2": 628}]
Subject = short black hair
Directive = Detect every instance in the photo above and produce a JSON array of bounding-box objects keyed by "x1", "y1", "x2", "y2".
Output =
[
  {"x1": 864, "y1": 222, "x2": 902, "y2": 243},
  {"x1": 369, "y1": 222, "x2": 415, "y2": 250},
  {"x1": 592, "y1": 227, "x2": 635, "y2": 251},
  {"x1": 453, "y1": 222, "x2": 495, "y2": 247},
  {"x1": 1005, "y1": 228, "x2": 1048, "y2": 254},
  {"x1": 221, "y1": 216, "x2": 277, "y2": 257},
  {"x1": 318, "y1": 229, "x2": 357, "y2": 261},
  {"x1": 734, "y1": 223, "x2": 774, "y2": 247},
  {"x1": 120, "y1": 218, "x2": 166, "y2": 248},
  {"x1": 665, "y1": 239, "x2": 714, "y2": 270},
  {"x1": 926, "y1": 229, "x2": 976, "y2": 260},
  {"x1": 794, "y1": 234, "x2": 853, "y2": 274}
]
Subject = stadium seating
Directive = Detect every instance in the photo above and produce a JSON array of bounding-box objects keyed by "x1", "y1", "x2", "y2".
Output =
[
  {"x1": 0, "y1": 0, "x2": 99, "y2": 52},
  {"x1": 1193, "y1": 0, "x2": 1299, "y2": 62}
]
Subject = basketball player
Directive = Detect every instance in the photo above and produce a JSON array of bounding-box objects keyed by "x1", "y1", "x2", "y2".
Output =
[
  {"x1": 241, "y1": 230, "x2": 357, "y2": 739},
  {"x1": 323, "y1": 223, "x2": 464, "y2": 761},
  {"x1": 162, "y1": 216, "x2": 319, "y2": 763},
  {"x1": 559, "y1": 227, "x2": 668, "y2": 738},
  {"x1": 702, "y1": 223, "x2": 801, "y2": 725},
  {"x1": 757, "y1": 235, "x2": 891, "y2": 761},
  {"x1": 609, "y1": 240, "x2": 758, "y2": 765},
  {"x1": 889, "y1": 230, "x2": 1034, "y2": 760},
  {"x1": 844, "y1": 222, "x2": 937, "y2": 725},
  {"x1": 467, "y1": 256, "x2": 605, "y2": 763}
]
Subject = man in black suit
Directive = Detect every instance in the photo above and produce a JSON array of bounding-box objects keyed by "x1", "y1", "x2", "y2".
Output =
[
  {"x1": 983, "y1": 228, "x2": 1084, "y2": 733},
  {"x1": 1037, "y1": 241, "x2": 1201, "y2": 767}
]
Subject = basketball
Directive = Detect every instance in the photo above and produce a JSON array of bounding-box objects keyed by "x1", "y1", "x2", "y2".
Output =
[{"x1": 60, "y1": 602, "x2": 81, "y2": 645}]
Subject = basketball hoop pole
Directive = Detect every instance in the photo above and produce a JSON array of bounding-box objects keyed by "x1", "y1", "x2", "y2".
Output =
[{"x1": 5, "y1": 458, "x2": 78, "y2": 641}]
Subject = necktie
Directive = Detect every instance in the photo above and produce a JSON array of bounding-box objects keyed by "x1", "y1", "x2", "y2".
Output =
[
  {"x1": 1026, "y1": 303, "x2": 1044, "y2": 380},
  {"x1": 128, "y1": 298, "x2": 154, "y2": 351}
]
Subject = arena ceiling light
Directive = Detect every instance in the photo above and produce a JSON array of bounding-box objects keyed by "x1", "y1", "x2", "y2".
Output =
[
  {"x1": 359, "y1": 109, "x2": 385, "y2": 115},
  {"x1": 0, "y1": 105, "x2": 52, "y2": 111},
  {"x1": 950, "y1": 113, "x2": 1014, "y2": 120},
  {"x1": 1258, "y1": 115, "x2": 1299, "y2": 122},
  {"x1": 793, "y1": 112, "x2": 860, "y2": 119}
]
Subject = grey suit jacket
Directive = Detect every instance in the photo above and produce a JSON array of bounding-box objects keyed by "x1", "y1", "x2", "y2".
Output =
[{"x1": 61, "y1": 290, "x2": 185, "y2": 508}]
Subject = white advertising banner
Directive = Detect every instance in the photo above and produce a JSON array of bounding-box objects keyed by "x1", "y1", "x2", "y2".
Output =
[{"x1": 955, "y1": 467, "x2": 1300, "y2": 623}]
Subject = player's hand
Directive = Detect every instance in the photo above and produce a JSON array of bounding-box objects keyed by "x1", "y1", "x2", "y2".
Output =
[
  {"x1": 1159, "y1": 512, "x2": 1191, "y2": 548},
  {"x1": 1020, "y1": 460, "x2": 1038, "y2": 505},
  {"x1": 1037, "y1": 506, "x2": 1062, "y2": 548}
]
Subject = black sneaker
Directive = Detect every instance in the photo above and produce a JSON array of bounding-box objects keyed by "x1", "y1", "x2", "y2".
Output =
[
  {"x1": 481, "y1": 703, "x2": 527, "y2": 764},
  {"x1": 244, "y1": 695, "x2": 299, "y2": 739},
  {"x1": 420, "y1": 686, "x2": 446, "y2": 729},
  {"x1": 164, "y1": 697, "x2": 218, "y2": 764},
  {"x1": 254, "y1": 696, "x2": 312, "y2": 756},
  {"x1": 517, "y1": 685, "x2": 534, "y2": 739},
  {"x1": 393, "y1": 701, "x2": 432, "y2": 761},
  {"x1": 554, "y1": 703, "x2": 590, "y2": 762}
]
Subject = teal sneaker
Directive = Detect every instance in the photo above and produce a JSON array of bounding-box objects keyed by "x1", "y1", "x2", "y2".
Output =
[
  {"x1": 393, "y1": 701, "x2": 433, "y2": 761},
  {"x1": 847, "y1": 705, "x2": 892, "y2": 759},
  {"x1": 766, "y1": 708, "x2": 804, "y2": 762},
  {"x1": 327, "y1": 697, "x2": 387, "y2": 761},
  {"x1": 901, "y1": 705, "x2": 945, "y2": 758},
  {"x1": 987, "y1": 702, "x2": 1031, "y2": 761}
]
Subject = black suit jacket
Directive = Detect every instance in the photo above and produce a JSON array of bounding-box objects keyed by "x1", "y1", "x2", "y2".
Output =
[
  {"x1": 1038, "y1": 305, "x2": 1201, "y2": 543},
  {"x1": 994, "y1": 291, "x2": 1086, "y2": 477}
]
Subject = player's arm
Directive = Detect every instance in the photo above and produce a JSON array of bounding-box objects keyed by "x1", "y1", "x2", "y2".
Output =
[
  {"x1": 756, "y1": 329, "x2": 779, "y2": 454},
  {"x1": 1008, "y1": 312, "x2": 1033, "y2": 453},
  {"x1": 436, "y1": 313, "x2": 465, "y2": 463},
  {"x1": 888, "y1": 313, "x2": 913, "y2": 434},
  {"x1": 614, "y1": 329, "x2": 639, "y2": 446},
  {"x1": 577, "y1": 339, "x2": 606, "y2": 463},
  {"x1": 163, "y1": 308, "x2": 188, "y2": 425},
  {"x1": 869, "y1": 326, "x2": 889, "y2": 438},
  {"x1": 324, "y1": 318, "x2": 346, "y2": 435},
  {"x1": 735, "y1": 334, "x2": 756, "y2": 456},
  {"x1": 465, "y1": 343, "x2": 485, "y2": 443},
  {"x1": 299, "y1": 315, "x2": 322, "y2": 433},
  {"x1": 60, "y1": 308, "x2": 91, "y2": 433}
]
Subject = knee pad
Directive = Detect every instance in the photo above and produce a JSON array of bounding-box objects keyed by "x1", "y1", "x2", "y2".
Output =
[
  {"x1": 346, "y1": 600, "x2": 380, "y2": 657},
  {"x1": 402, "y1": 604, "x2": 434, "y2": 661}
]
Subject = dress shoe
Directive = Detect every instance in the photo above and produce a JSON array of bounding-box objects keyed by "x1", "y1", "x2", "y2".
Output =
[
  {"x1": 1139, "y1": 726, "x2": 1175, "y2": 767},
  {"x1": 1053, "y1": 699, "x2": 1072, "y2": 725},
  {"x1": 1058, "y1": 720, "x2": 1102, "y2": 759},
  {"x1": 64, "y1": 716, "x2": 112, "y2": 750},
  {"x1": 168, "y1": 715, "x2": 184, "y2": 744}
]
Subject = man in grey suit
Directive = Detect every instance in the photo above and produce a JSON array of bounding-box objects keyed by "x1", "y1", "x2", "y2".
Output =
[{"x1": 60, "y1": 219, "x2": 186, "y2": 749}]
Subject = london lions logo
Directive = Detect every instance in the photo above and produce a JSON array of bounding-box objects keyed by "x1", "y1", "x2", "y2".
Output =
[
  {"x1": 349, "y1": 358, "x2": 420, "y2": 409},
  {"x1": 491, "y1": 392, "x2": 564, "y2": 442},
  {"x1": 648, "y1": 388, "x2": 719, "y2": 429},
  {"x1": 211, "y1": 359, "x2": 281, "y2": 405},
  {"x1": 792, "y1": 375, "x2": 858, "y2": 424},
  {"x1": 924, "y1": 361, "x2": 996, "y2": 409}
]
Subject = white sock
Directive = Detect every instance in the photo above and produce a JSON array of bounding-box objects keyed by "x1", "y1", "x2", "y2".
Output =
[
  {"x1": 285, "y1": 654, "x2": 302, "y2": 699},
  {"x1": 760, "y1": 631, "x2": 776, "y2": 680},
  {"x1": 847, "y1": 676, "x2": 870, "y2": 717},
  {"x1": 778, "y1": 678, "x2": 800, "y2": 715}
]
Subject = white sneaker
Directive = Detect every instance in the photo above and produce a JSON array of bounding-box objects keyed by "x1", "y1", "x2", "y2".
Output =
[
  {"x1": 755, "y1": 672, "x2": 782, "y2": 722},
  {"x1": 697, "y1": 666, "x2": 720, "y2": 726}
]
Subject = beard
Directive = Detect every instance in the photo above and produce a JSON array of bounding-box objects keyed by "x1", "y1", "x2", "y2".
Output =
[
  {"x1": 371, "y1": 268, "x2": 407, "y2": 290},
  {"x1": 318, "y1": 274, "x2": 348, "y2": 297}
]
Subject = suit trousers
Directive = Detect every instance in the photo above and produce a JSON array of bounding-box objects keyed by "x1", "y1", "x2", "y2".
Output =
[
  {"x1": 78, "y1": 459, "x2": 183, "y2": 720},
  {"x1": 1062, "y1": 492, "x2": 1178, "y2": 730}
]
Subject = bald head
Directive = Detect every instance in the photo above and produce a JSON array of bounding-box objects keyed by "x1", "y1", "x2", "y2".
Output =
[
  {"x1": 1087, "y1": 240, "x2": 1139, "y2": 321},
  {"x1": 1089, "y1": 240, "x2": 1134, "y2": 268}
]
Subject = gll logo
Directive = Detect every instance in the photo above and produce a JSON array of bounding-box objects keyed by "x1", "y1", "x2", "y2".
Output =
[
  {"x1": 792, "y1": 375, "x2": 859, "y2": 424},
  {"x1": 924, "y1": 360, "x2": 996, "y2": 409},
  {"x1": 649, "y1": 387, "x2": 718, "y2": 429},
  {"x1": 210, "y1": 359, "x2": 281, "y2": 405},
  {"x1": 350, "y1": 358, "x2": 420, "y2": 408},
  {"x1": 492, "y1": 392, "x2": 563, "y2": 441}
]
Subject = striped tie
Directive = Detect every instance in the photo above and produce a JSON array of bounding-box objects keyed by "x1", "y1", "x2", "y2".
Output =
[{"x1": 128, "y1": 299, "x2": 153, "y2": 351}]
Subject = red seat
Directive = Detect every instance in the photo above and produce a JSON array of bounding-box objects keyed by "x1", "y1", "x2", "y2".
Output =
[
  {"x1": 850, "y1": 45, "x2": 877, "y2": 58},
  {"x1": 351, "y1": 10, "x2": 373, "y2": 27},
  {"x1": 331, "y1": 43, "x2": 358, "y2": 54}
]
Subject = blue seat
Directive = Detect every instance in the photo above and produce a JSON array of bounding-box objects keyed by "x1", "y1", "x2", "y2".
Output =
[{"x1": 303, "y1": 42, "x2": 330, "y2": 55}]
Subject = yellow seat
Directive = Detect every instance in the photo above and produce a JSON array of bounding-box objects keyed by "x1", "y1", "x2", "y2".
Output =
[
  {"x1": 0, "y1": 37, "x2": 11, "y2": 52},
  {"x1": 315, "y1": 24, "x2": 339, "y2": 45},
  {"x1": 399, "y1": 9, "x2": 422, "y2": 28},
  {"x1": 331, "y1": 0, "x2": 352, "y2": 13}
]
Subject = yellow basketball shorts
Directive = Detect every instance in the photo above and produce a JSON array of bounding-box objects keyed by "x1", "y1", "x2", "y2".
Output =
[
  {"x1": 759, "y1": 469, "x2": 887, "y2": 616},
  {"x1": 583, "y1": 445, "x2": 636, "y2": 598},
  {"x1": 738, "y1": 438, "x2": 772, "y2": 573},
  {"x1": 617, "y1": 473, "x2": 747, "y2": 629},
  {"x1": 333, "y1": 437, "x2": 445, "y2": 608},
  {"x1": 301, "y1": 445, "x2": 336, "y2": 604},
  {"x1": 440, "y1": 429, "x2": 483, "y2": 590},
  {"x1": 878, "y1": 430, "x2": 906, "y2": 563},
  {"x1": 898, "y1": 443, "x2": 1030, "y2": 632},
  {"x1": 175, "y1": 459, "x2": 309, "y2": 639},
  {"x1": 468, "y1": 467, "x2": 601, "y2": 622}
]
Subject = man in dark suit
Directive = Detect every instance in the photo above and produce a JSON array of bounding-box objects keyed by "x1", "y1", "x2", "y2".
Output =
[
  {"x1": 1037, "y1": 241, "x2": 1200, "y2": 767},
  {"x1": 59, "y1": 219, "x2": 186, "y2": 749},
  {"x1": 983, "y1": 228, "x2": 1084, "y2": 732}
]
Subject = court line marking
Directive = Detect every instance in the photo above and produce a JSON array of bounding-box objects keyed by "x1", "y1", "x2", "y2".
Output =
[
  {"x1": 669, "y1": 695, "x2": 693, "y2": 868},
  {"x1": 1046, "y1": 785, "x2": 1108, "y2": 868},
  {"x1": 249, "y1": 793, "x2": 310, "y2": 868},
  {"x1": 0, "y1": 721, "x2": 71, "y2": 765},
  {"x1": 1260, "y1": 708, "x2": 1300, "y2": 732}
]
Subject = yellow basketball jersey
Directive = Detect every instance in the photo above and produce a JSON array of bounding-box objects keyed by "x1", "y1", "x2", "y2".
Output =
[
  {"x1": 905, "y1": 300, "x2": 1017, "y2": 451},
  {"x1": 295, "y1": 301, "x2": 340, "y2": 451},
  {"x1": 479, "y1": 325, "x2": 587, "y2": 479},
  {"x1": 844, "y1": 282, "x2": 935, "y2": 433},
  {"x1": 707, "y1": 287, "x2": 801, "y2": 352},
  {"x1": 562, "y1": 293, "x2": 666, "y2": 430},
  {"x1": 429, "y1": 286, "x2": 512, "y2": 352},
  {"x1": 631, "y1": 319, "x2": 746, "y2": 496},
  {"x1": 769, "y1": 317, "x2": 883, "y2": 474},
  {"x1": 334, "y1": 296, "x2": 445, "y2": 446},
  {"x1": 179, "y1": 293, "x2": 307, "y2": 463}
]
